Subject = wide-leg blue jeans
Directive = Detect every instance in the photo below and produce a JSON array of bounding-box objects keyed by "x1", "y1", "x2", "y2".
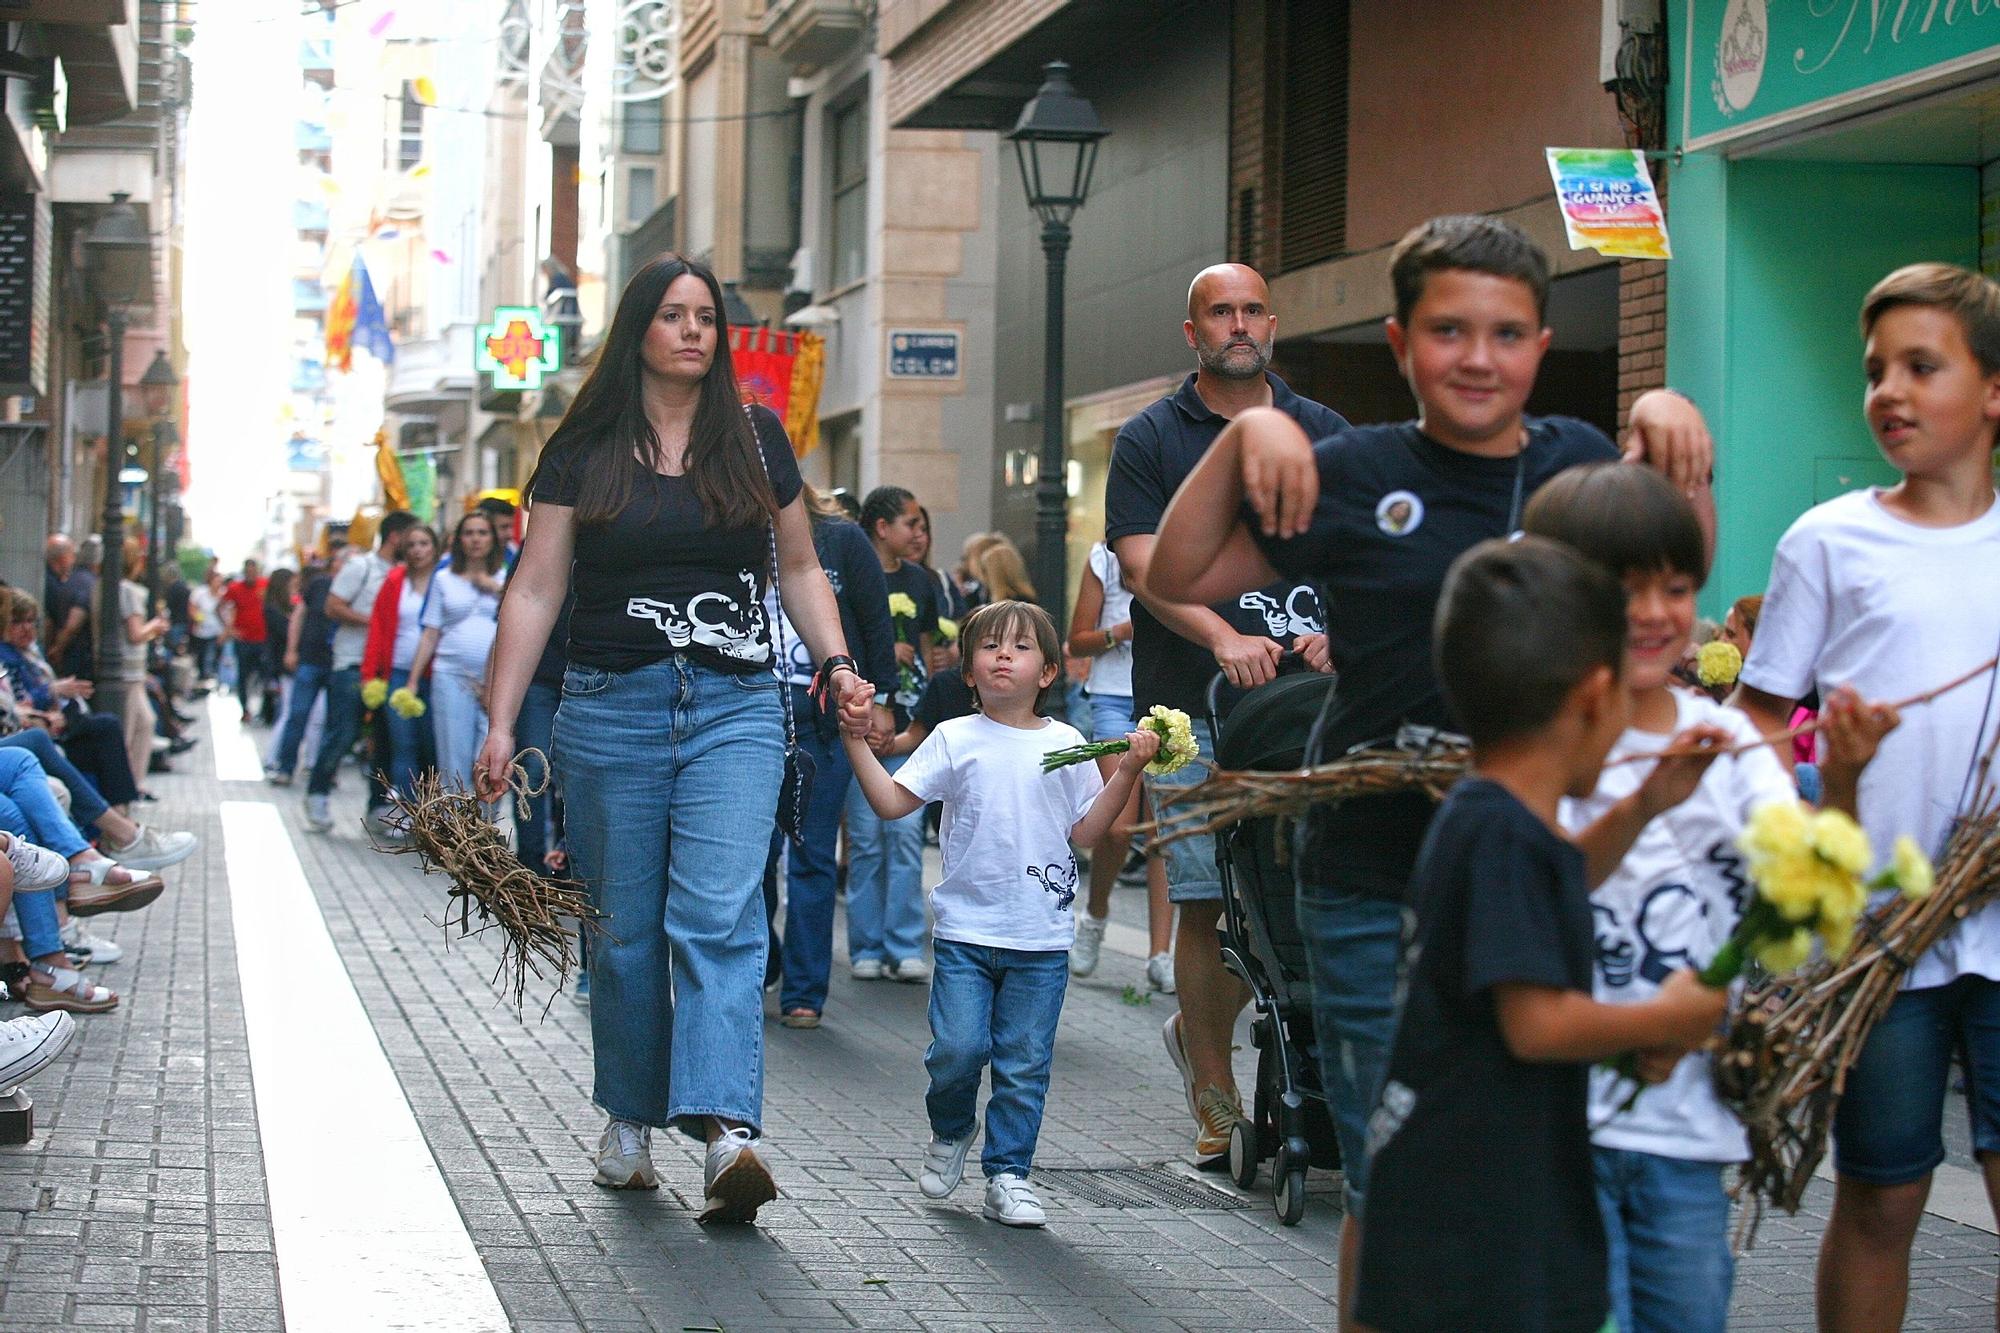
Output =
[
  {"x1": 844, "y1": 752, "x2": 927, "y2": 966},
  {"x1": 554, "y1": 655, "x2": 784, "y2": 1137},
  {"x1": 773, "y1": 694, "x2": 852, "y2": 1014}
]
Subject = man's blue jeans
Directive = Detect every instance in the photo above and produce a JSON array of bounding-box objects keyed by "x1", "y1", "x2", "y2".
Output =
[
  {"x1": 553, "y1": 656, "x2": 784, "y2": 1136},
  {"x1": 926, "y1": 938, "x2": 1069, "y2": 1178},
  {"x1": 773, "y1": 694, "x2": 852, "y2": 1014},
  {"x1": 512, "y1": 680, "x2": 560, "y2": 871},
  {"x1": 1594, "y1": 1147, "x2": 1734, "y2": 1333},
  {"x1": 307, "y1": 666, "x2": 365, "y2": 797},
  {"x1": 272, "y1": 662, "x2": 331, "y2": 778},
  {"x1": 844, "y1": 751, "x2": 927, "y2": 966}
]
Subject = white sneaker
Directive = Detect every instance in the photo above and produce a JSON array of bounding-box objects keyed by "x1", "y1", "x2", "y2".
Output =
[
  {"x1": 919, "y1": 1135, "x2": 973, "y2": 1199},
  {"x1": 60, "y1": 919, "x2": 122, "y2": 965},
  {"x1": 0, "y1": 832, "x2": 69, "y2": 892},
  {"x1": 889, "y1": 957, "x2": 932, "y2": 983},
  {"x1": 591, "y1": 1118, "x2": 658, "y2": 1190},
  {"x1": 1146, "y1": 952, "x2": 1176, "y2": 994},
  {"x1": 700, "y1": 1126, "x2": 777, "y2": 1223},
  {"x1": 1070, "y1": 914, "x2": 1108, "y2": 977},
  {"x1": 304, "y1": 793, "x2": 333, "y2": 832},
  {"x1": 850, "y1": 958, "x2": 884, "y2": 980},
  {"x1": 104, "y1": 825, "x2": 197, "y2": 872},
  {"x1": 982, "y1": 1173, "x2": 1046, "y2": 1227},
  {"x1": 0, "y1": 1011, "x2": 75, "y2": 1093}
]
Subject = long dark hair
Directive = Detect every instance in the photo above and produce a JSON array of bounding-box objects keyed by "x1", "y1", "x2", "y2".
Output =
[
  {"x1": 448, "y1": 513, "x2": 504, "y2": 578},
  {"x1": 528, "y1": 253, "x2": 776, "y2": 530}
]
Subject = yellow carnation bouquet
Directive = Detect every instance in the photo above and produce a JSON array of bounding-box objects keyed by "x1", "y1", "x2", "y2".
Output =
[
  {"x1": 936, "y1": 616, "x2": 959, "y2": 643},
  {"x1": 389, "y1": 686, "x2": 427, "y2": 719},
  {"x1": 1696, "y1": 640, "x2": 1743, "y2": 690},
  {"x1": 887, "y1": 591, "x2": 921, "y2": 698},
  {"x1": 1043, "y1": 704, "x2": 1199, "y2": 777},
  {"x1": 361, "y1": 678, "x2": 390, "y2": 709}
]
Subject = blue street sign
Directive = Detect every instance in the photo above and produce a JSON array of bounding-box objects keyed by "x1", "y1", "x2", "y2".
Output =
[{"x1": 887, "y1": 330, "x2": 960, "y2": 379}]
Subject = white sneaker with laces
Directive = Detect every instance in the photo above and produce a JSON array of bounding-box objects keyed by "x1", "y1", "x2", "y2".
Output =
[
  {"x1": 700, "y1": 1126, "x2": 777, "y2": 1223},
  {"x1": 890, "y1": 957, "x2": 932, "y2": 983},
  {"x1": 0, "y1": 1011, "x2": 75, "y2": 1093},
  {"x1": 982, "y1": 1173, "x2": 1046, "y2": 1227},
  {"x1": 850, "y1": 958, "x2": 884, "y2": 980},
  {"x1": 1146, "y1": 952, "x2": 1176, "y2": 994},
  {"x1": 919, "y1": 1135, "x2": 973, "y2": 1198},
  {"x1": 0, "y1": 832, "x2": 70, "y2": 893},
  {"x1": 304, "y1": 793, "x2": 333, "y2": 832},
  {"x1": 591, "y1": 1118, "x2": 658, "y2": 1190},
  {"x1": 60, "y1": 919, "x2": 122, "y2": 965},
  {"x1": 1070, "y1": 914, "x2": 1108, "y2": 977},
  {"x1": 104, "y1": 825, "x2": 197, "y2": 872}
]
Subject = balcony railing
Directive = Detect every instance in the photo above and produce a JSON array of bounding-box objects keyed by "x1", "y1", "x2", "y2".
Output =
[
  {"x1": 292, "y1": 278, "x2": 328, "y2": 313},
  {"x1": 298, "y1": 38, "x2": 333, "y2": 71},
  {"x1": 295, "y1": 120, "x2": 331, "y2": 152},
  {"x1": 620, "y1": 196, "x2": 677, "y2": 288},
  {"x1": 293, "y1": 199, "x2": 329, "y2": 232}
]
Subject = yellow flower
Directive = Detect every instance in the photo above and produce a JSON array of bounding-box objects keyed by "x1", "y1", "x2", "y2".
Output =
[
  {"x1": 1758, "y1": 855, "x2": 1825, "y2": 923},
  {"x1": 1820, "y1": 908, "x2": 1858, "y2": 961},
  {"x1": 1892, "y1": 835, "x2": 1935, "y2": 900},
  {"x1": 1741, "y1": 800, "x2": 1813, "y2": 869},
  {"x1": 1142, "y1": 706, "x2": 1200, "y2": 776},
  {"x1": 1810, "y1": 808, "x2": 1874, "y2": 878},
  {"x1": 1754, "y1": 928, "x2": 1814, "y2": 974},
  {"x1": 389, "y1": 686, "x2": 426, "y2": 719},
  {"x1": 1696, "y1": 640, "x2": 1743, "y2": 689},
  {"x1": 887, "y1": 592, "x2": 918, "y2": 620},
  {"x1": 361, "y1": 678, "x2": 389, "y2": 709},
  {"x1": 936, "y1": 617, "x2": 959, "y2": 643}
]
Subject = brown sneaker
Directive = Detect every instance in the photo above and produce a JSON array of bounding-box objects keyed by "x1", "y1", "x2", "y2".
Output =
[
  {"x1": 1194, "y1": 1085, "x2": 1247, "y2": 1160},
  {"x1": 67, "y1": 862, "x2": 166, "y2": 917}
]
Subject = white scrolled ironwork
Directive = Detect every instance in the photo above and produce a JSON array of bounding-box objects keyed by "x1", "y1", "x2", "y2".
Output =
[{"x1": 609, "y1": 0, "x2": 677, "y2": 104}]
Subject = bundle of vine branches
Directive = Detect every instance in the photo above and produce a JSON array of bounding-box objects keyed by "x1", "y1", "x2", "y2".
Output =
[
  {"x1": 373, "y1": 758, "x2": 602, "y2": 1015},
  {"x1": 1714, "y1": 796, "x2": 2000, "y2": 1240},
  {"x1": 1146, "y1": 745, "x2": 1472, "y2": 849}
]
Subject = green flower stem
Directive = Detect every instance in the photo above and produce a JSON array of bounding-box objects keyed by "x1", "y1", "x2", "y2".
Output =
[{"x1": 1043, "y1": 740, "x2": 1129, "y2": 773}]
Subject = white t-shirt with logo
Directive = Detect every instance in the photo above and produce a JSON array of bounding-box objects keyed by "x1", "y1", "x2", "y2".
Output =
[
  {"x1": 1742, "y1": 487, "x2": 2000, "y2": 990},
  {"x1": 1559, "y1": 690, "x2": 1797, "y2": 1162},
  {"x1": 893, "y1": 713, "x2": 1105, "y2": 952}
]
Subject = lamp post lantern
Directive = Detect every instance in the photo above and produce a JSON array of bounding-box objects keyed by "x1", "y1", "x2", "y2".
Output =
[
  {"x1": 1007, "y1": 60, "x2": 1105, "y2": 651},
  {"x1": 82, "y1": 193, "x2": 151, "y2": 722},
  {"x1": 138, "y1": 350, "x2": 179, "y2": 597}
]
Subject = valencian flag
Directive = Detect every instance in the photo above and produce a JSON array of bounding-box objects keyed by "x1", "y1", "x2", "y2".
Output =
[
  {"x1": 729, "y1": 326, "x2": 825, "y2": 456},
  {"x1": 325, "y1": 255, "x2": 396, "y2": 371}
]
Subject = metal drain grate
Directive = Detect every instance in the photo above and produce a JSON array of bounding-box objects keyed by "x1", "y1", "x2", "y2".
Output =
[{"x1": 1036, "y1": 1165, "x2": 1252, "y2": 1211}]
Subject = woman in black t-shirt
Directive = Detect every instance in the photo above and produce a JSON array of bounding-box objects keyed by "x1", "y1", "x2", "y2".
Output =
[{"x1": 480, "y1": 255, "x2": 873, "y2": 1226}]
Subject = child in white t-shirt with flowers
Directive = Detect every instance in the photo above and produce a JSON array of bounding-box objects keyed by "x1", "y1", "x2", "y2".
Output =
[
  {"x1": 844, "y1": 598, "x2": 1159, "y2": 1227},
  {"x1": 1525, "y1": 462, "x2": 1889, "y2": 1333}
]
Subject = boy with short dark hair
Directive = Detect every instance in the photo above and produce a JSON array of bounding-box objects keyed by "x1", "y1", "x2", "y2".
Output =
[
  {"x1": 1149, "y1": 213, "x2": 1715, "y2": 1323},
  {"x1": 1733, "y1": 262, "x2": 2000, "y2": 1331},
  {"x1": 1354, "y1": 537, "x2": 1726, "y2": 1333}
]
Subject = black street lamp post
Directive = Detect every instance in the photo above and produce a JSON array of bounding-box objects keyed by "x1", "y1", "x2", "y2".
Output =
[
  {"x1": 1007, "y1": 61, "x2": 1106, "y2": 647},
  {"x1": 82, "y1": 193, "x2": 152, "y2": 723},
  {"x1": 139, "y1": 350, "x2": 180, "y2": 597}
]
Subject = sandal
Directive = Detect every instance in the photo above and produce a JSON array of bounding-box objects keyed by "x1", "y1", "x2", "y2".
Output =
[
  {"x1": 24, "y1": 964, "x2": 117, "y2": 1013},
  {"x1": 779, "y1": 1008, "x2": 821, "y2": 1029},
  {"x1": 66, "y1": 858, "x2": 166, "y2": 917}
]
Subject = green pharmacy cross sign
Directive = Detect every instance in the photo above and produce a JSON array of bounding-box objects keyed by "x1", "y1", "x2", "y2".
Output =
[{"x1": 475, "y1": 306, "x2": 563, "y2": 392}]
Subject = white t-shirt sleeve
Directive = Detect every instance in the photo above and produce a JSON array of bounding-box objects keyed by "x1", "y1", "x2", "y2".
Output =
[
  {"x1": 894, "y1": 726, "x2": 955, "y2": 805},
  {"x1": 1721, "y1": 703, "x2": 1802, "y2": 817},
  {"x1": 1740, "y1": 520, "x2": 1830, "y2": 701},
  {"x1": 420, "y1": 572, "x2": 452, "y2": 631},
  {"x1": 330, "y1": 557, "x2": 368, "y2": 607},
  {"x1": 1060, "y1": 748, "x2": 1106, "y2": 825}
]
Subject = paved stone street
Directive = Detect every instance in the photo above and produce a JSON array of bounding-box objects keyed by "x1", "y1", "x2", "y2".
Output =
[{"x1": 0, "y1": 707, "x2": 1993, "y2": 1330}]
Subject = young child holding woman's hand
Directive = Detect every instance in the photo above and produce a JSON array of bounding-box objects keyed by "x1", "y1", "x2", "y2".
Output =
[{"x1": 842, "y1": 599, "x2": 1159, "y2": 1227}]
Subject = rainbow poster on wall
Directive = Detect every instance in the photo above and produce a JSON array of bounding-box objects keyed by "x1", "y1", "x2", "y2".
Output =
[{"x1": 1544, "y1": 148, "x2": 1672, "y2": 261}]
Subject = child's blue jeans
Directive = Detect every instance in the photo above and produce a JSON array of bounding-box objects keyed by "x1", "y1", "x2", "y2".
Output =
[
  {"x1": 1593, "y1": 1146, "x2": 1733, "y2": 1333},
  {"x1": 925, "y1": 938, "x2": 1068, "y2": 1179}
]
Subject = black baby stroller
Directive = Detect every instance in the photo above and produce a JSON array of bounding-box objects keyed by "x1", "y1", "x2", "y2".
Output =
[{"x1": 1202, "y1": 669, "x2": 1344, "y2": 1225}]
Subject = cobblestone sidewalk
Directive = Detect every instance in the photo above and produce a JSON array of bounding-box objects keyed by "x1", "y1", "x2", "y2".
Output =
[{"x1": 0, "y1": 747, "x2": 1992, "y2": 1330}]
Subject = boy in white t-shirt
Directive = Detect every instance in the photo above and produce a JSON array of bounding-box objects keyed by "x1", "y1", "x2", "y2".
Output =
[
  {"x1": 1527, "y1": 464, "x2": 1886, "y2": 1333},
  {"x1": 843, "y1": 599, "x2": 1159, "y2": 1228},
  {"x1": 1734, "y1": 263, "x2": 2000, "y2": 1331}
]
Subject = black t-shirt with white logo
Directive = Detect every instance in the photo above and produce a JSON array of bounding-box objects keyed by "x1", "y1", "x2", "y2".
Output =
[
  {"x1": 1253, "y1": 415, "x2": 1619, "y2": 895},
  {"x1": 1356, "y1": 777, "x2": 1606, "y2": 1333},
  {"x1": 882, "y1": 560, "x2": 942, "y2": 711},
  {"x1": 528, "y1": 404, "x2": 803, "y2": 674},
  {"x1": 1104, "y1": 372, "x2": 1347, "y2": 719}
]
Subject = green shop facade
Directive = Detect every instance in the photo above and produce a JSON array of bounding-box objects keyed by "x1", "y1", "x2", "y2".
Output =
[{"x1": 1664, "y1": 0, "x2": 2000, "y2": 612}]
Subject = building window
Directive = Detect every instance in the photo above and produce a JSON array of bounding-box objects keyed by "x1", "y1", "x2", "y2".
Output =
[
  {"x1": 828, "y1": 95, "x2": 867, "y2": 290},
  {"x1": 1273, "y1": 0, "x2": 1348, "y2": 272},
  {"x1": 622, "y1": 97, "x2": 664, "y2": 156},
  {"x1": 397, "y1": 81, "x2": 424, "y2": 171},
  {"x1": 627, "y1": 166, "x2": 657, "y2": 225}
]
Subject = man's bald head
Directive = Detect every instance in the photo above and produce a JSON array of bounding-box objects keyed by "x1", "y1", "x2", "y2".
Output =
[
  {"x1": 45, "y1": 535, "x2": 74, "y2": 577},
  {"x1": 1184, "y1": 263, "x2": 1276, "y2": 381}
]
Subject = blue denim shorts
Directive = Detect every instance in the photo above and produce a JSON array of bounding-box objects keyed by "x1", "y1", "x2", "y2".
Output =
[
  {"x1": 1832, "y1": 975, "x2": 2000, "y2": 1185},
  {"x1": 1086, "y1": 690, "x2": 1134, "y2": 744},
  {"x1": 1144, "y1": 725, "x2": 1219, "y2": 903}
]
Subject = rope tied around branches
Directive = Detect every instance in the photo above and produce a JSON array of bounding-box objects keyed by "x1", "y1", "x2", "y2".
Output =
[{"x1": 374, "y1": 749, "x2": 605, "y2": 1017}]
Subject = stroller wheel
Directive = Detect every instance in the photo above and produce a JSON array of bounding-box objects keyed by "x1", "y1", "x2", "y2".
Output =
[
  {"x1": 1274, "y1": 1165, "x2": 1308, "y2": 1227},
  {"x1": 1228, "y1": 1119, "x2": 1259, "y2": 1190}
]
